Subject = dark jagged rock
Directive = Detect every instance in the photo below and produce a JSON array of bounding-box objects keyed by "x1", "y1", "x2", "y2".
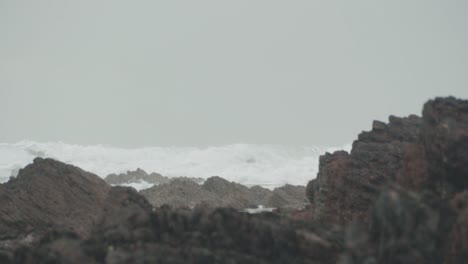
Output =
[
  {"x1": 306, "y1": 97, "x2": 468, "y2": 262},
  {"x1": 340, "y1": 187, "x2": 452, "y2": 264},
  {"x1": 13, "y1": 206, "x2": 344, "y2": 264},
  {"x1": 421, "y1": 97, "x2": 468, "y2": 196},
  {"x1": 446, "y1": 191, "x2": 468, "y2": 264},
  {"x1": 307, "y1": 113, "x2": 427, "y2": 225}
]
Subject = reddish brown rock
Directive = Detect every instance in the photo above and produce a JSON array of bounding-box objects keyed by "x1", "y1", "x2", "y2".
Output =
[
  {"x1": 0, "y1": 158, "x2": 154, "y2": 254},
  {"x1": 446, "y1": 191, "x2": 468, "y2": 264},
  {"x1": 307, "y1": 112, "x2": 433, "y2": 226},
  {"x1": 0, "y1": 158, "x2": 111, "y2": 242},
  {"x1": 421, "y1": 97, "x2": 468, "y2": 196}
]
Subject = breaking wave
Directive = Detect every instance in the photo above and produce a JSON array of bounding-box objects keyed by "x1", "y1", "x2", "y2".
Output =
[{"x1": 0, "y1": 141, "x2": 350, "y2": 188}]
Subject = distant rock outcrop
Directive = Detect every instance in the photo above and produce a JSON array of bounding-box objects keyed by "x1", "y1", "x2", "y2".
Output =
[
  {"x1": 266, "y1": 185, "x2": 308, "y2": 209},
  {"x1": 140, "y1": 176, "x2": 308, "y2": 210},
  {"x1": 139, "y1": 178, "x2": 219, "y2": 208},
  {"x1": 105, "y1": 168, "x2": 170, "y2": 185},
  {"x1": 104, "y1": 168, "x2": 204, "y2": 188}
]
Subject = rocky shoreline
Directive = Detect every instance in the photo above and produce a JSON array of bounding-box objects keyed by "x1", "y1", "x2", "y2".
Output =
[
  {"x1": 104, "y1": 169, "x2": 308, "y2": 210},
  {"x1": 0, "y1": 96, "x2": 466, "y2": 263}
]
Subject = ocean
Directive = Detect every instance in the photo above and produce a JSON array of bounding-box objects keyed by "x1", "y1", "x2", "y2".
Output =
[{"x1": 0, "y1": 141, "x2": 350, "y2": 190}]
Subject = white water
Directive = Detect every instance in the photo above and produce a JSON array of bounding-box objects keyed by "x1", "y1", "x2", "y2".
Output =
[{"x1": 0, "y1": 141, "x2": 350, "y2": 189}]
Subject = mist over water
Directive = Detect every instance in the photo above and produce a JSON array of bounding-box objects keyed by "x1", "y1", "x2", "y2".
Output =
[{"x1": 0, "y1": 141, "x2": 350, "y2": 188}]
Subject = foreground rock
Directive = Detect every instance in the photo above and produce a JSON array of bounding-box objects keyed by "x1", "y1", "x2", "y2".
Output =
[
  {"x1": 2, "y1": 96, "x2": 468, "y2": 263},
  {"x1": 307, "y1": 96, "x2": 468, "y2": 262},
  {"x1": 140, "y1": 176, "x2": 308, "y2": 209},
  {"x1": 12, "y1": 206, "x2": 343, "y2": 264},
  {"x1": 307, "y1": 114, "x2": 424, "y2": 226},
  {"x1": 0, "y1": 158, "x2": 343, "y2": 263},
  {"x1": 0, "y1": 158, "x2": 110, "y2": 244},
  {"x1": 0, "y1": 158, "x2": 154, "y2": 252}
]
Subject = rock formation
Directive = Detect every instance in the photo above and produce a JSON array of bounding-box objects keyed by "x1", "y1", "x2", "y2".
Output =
[
  {"x1": 1, "y1": 96, "x2": 467, "y2": 263},
  {"x1": 306, "y1": 96, "x2": 468, "y2": 262},
  {"x1": 140, "y1": 176, "x2": 308, "y2": 209},
  {"x1": 0, "y1": 159, "x2": 341, "y2": 263},
  {"x1": 104, "y1": 168, "x2": 204, "y2": 187},
  {"x1": 139, "y1": 178, "x2": 219, "y2": 208},
  {"x1": 307, "y1": 114, "x2": 425, "y2": 225},
  {"x1": 0, "y1": 158, "x2": 111, "y2": 244}
]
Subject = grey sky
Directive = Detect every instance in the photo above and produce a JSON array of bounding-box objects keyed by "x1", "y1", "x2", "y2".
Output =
[{"x1": 1, "y1": 0, "x2": 467, "y2": 147}]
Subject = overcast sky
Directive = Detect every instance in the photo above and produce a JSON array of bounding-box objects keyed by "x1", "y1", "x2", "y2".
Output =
[{"x1": 1, "y1": 0, "x2": 467, "y2": 147}]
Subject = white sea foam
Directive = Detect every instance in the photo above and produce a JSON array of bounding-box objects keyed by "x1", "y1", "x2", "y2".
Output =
[
  {"x1": 115, "y1": 180, "x2": 154, "y2": 191},
  {"x1": 0, "y1": 141, "x2": 351, "y2": 189}
]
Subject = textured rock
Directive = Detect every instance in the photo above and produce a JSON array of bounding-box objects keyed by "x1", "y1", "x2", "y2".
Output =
[
  {"x1": 202, "y1": 176, "x2": 258, "y2": 208},
  {"x1": 446, "y1": 191, "x2": 468, "y2": 264},
  {"x1": 104, "y1": 168, "x2": 205, "y2": 188},
  {"x1": 0, "y1": 158, "x2": 155, "y2": 256},
  {"x1": 340, "y1": 187, "x2": 451, "y2": 264},
  {"x1": 307, "y1": 114, "x2": 426, "y2": 225},
  {"x1": 139, "y1": 179, "x2": 219, "y2": 208},
  {"x1": 105, "y1": 168, "x2": 170, "y2": 185},
  {"x1": 0, "y1": 158, "x2": 111, "y2": 242},
  {"x1": 13, "y1": 207, "x2": 344, "y2": 264},
  {"x1": 264, "y1": 185, "x2": 308, "y2": 209},
  {"x1": 306, "y1": 97, "x2": 468, "y2": 262},
  {"x1": 421, "y1": 97, "x2": 468, "y2": 196},
  {"x1": 3, "y1": 96, "x2": 468, "y2": 263},
  {"x1": 140, "y1": 176, "x2": 308, "y2": 210},
  {"x1": 308, "y1": 97, "x2": 468, "y2": 227}
]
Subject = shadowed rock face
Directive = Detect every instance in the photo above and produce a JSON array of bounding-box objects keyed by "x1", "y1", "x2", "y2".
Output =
[
  {"x1": 306, "y1": 97, "x2": 468, "y2": 263},
  {"x1": 307, "y1": 113, "x2": 428, "y2": 225},
  {"x1": 421, "y1": 97, "x2": 468, "y2": 196},
  {"x1": 12, "y1": 207, "x2": 344, "y2": 264},
  {"x1": 340, "y1": 187, "x2": 450, "y2": 264},
  {"x1": 446, "y1": 191, "x2": 468, "y2": 264}
]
